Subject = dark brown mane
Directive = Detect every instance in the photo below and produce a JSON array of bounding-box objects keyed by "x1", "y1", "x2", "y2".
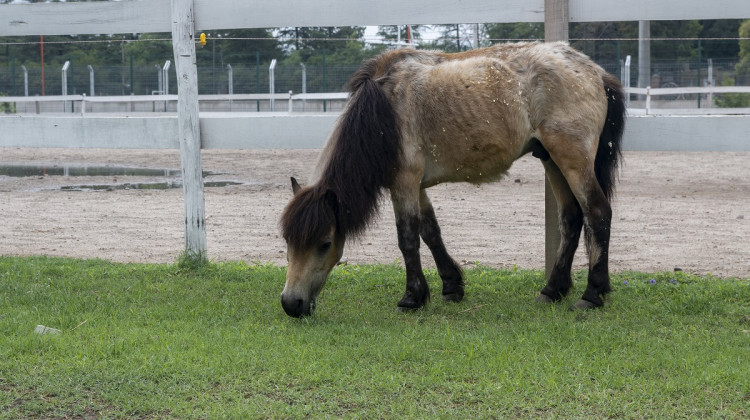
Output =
[
  {"x1": 281, "y1": 185, "x2": 337, "y2": 248},
  {"x1": 281, "y1": 52, "x2": 402, "y2": 248}
]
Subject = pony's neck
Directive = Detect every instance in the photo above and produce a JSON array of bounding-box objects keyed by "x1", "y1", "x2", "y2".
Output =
[
  {"x1": 312, "y1": 131, "x2": 391, "y2": 241},
  {"x1": 306, "y1": 66, "x2": 401, "y2": 240}
]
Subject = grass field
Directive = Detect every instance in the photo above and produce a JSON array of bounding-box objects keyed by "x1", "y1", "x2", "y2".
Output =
[{"x1": 1, "y1": 256, "x2": 748, "y2": 418}]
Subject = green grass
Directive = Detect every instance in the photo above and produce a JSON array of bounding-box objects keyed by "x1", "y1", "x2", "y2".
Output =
[{"x1": 1, "y1": 256, "x2": 748, "y2": 419}]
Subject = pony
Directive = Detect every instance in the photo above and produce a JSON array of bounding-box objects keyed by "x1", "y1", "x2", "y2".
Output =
[{"x1": 280, "y1": 42, "x2": 626, "y2": 317}]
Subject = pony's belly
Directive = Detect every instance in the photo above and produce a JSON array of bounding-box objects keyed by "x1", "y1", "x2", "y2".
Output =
[{"x1": 421, "y1": 141, "x2": 520, "y2": 186}]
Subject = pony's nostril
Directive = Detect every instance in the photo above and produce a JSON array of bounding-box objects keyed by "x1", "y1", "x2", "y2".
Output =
[{"x1": 281, "y1": 295, "x2": 309, "y2": 318}]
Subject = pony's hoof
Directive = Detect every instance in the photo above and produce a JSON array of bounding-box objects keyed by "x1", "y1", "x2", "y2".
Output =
[
  {"x1": 397, "y1": 289, "x2": 429, "y2": 311},
  {"x1": 396, "y1": 299, "x2": 425, "y2": 311},
  {"x1": 569, "y1": 299, "x2": 601, "y2": 311},
  {"x1": 535, "y1": 293, "x2": 556, "y2": 304},
  {"x1": 442, "y1": 291, "x2": 464, "y2": 303}
]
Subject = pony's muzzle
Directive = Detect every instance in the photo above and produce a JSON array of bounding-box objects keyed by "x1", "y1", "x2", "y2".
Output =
[{"x1": 281, "y1": 293, "x2": 314, "y2": 318}]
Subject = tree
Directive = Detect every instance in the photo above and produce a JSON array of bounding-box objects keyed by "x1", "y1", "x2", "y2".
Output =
[
  {"x1": 699, "y1": 19, "x2": 742, "y2": 59},
  {"x1": 376, "y1": 25, "x2": 424, "y2": 47},
  {"x1": 715, "y1": 19, "x2": 750, "y2": 107},
  {"x1": 737, "y1": 19, "x2": 750, "y2": 78},
  {"x1": 484, "y1": 22, "x2": 544, "y2": 44},
  {"x1": 278, "y1": 26, "x2": 366, "y2": 63},
  {"x1": 426, "y1": 24, "x2": 492, "y2": 52},
  {"x1": 200, "y1": 28, "x2": 280, "y2": 65}
]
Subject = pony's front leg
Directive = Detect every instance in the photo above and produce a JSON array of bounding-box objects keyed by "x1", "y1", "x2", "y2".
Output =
[
  {"x1": 419, "y1": 190, "x2": 464, "y2": 302},
  {"x1": 391, "y1": 189, "x2": 430, "y2": 310}
]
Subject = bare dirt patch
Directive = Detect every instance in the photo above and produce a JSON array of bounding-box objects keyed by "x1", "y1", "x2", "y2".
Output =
[{"x1": 1, "y1": 148, "x2": 748, "y2": 278}]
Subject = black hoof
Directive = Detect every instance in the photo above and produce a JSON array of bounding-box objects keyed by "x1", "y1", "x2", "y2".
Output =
[
  {"x1": 535, "y1": 293, "x2": 556, "y2": 303},
  {"x1": 442, "y1": 289, "x2": 464, "y2": 303},
  {"x1": 536, "y1": 288, "x2": 566, "y2": 303},
  {"x1": 397, "y1": 289, "x2": 429, "y2": 310},
  {"x1": 569, "y1": 299, "x2": 602, "y2": 311},
  {"x1": 397, "y1": 298, "x2": 426, "y2": 310}
]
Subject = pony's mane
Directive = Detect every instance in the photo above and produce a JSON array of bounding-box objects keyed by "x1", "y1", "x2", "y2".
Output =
[
  {"x1": 281, "y1": 53, "x2": 402, "y2": 248},
  {"x1": 281, "y1": 185, "x2": 338, "y2": 248}
]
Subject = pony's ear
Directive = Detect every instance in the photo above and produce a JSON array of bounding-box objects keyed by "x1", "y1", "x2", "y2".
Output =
[
  {"x1": 290, "y1": 177, "x2": 302, "y2": 195},
  {"x1": 324, "y1": 189, "x2": 338, "y2": 208},
  {"x1": 323, "y1": 189, "x2": 340, "y2": 218}
]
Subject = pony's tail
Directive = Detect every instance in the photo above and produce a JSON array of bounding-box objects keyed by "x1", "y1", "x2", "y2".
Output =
[
  {"x1": 595, "y1": 72, "x2": 626, "y2": 201},
  {"x1": 319, "y1": 57, "x2": 401, "y2": 239}
]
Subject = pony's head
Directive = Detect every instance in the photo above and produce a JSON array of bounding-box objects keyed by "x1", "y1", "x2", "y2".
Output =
[{"x1": 279, "y1": 177, "x2": 345, "y2": 317}]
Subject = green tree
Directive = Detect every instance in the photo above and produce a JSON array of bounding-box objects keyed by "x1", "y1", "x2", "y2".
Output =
[
  {"x1": 376, "y1": 25, "x2": 424, "y2": 47},
  {"x1": 715, "y1": 19, "x2": 750, "y2": 107},
  {"x1": 425, "y1": 24, "x2": 492, "y2": 52},
  {"x1": 197, "y1": 28, "x2": 280, "y2": 66},
  {"x1": 485, "y1": 22, "x2": 544, "y2": 43},
  {"x1": 699, "y1": 19, "x2": 742, "y2": 59},
  {"x1": 737, "y1": 19, "x2": 750, "y2": 77},
  {"x1": 278, "y1": 26, "x2": 366, "y2": 63}
]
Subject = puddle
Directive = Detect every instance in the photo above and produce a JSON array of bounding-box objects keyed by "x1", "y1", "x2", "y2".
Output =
[
  {"x1": 0, "y1": 164, "x2": 221, "y2": 178},
  {"x1": 59, "y1": 180, "x2": 243, "y2": 191},
  {"x1": 0, "y1": 163, "x2": 243, "y2": 191}
]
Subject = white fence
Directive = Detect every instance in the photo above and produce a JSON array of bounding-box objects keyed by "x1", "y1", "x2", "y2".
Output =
[
  {"x1": 4, "y1": 87, "x2": 750, "y2": 116},
  {"x1": 1, "y1": 93, "x2": 351, "y2": 114},
  {"x1": 628, "y1": 87, "x2": 750, "y2": 115},
  {"x1": 4, "y1": 0, "x2": 749, "y2": 35},
  {"x1": 2, "y1": 0, "x2": 750, "y2": 260}
]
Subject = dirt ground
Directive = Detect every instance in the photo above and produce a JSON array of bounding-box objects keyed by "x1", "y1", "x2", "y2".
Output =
[{"x1": 1, "y1": 148, "x2": 748, "y2": 278}]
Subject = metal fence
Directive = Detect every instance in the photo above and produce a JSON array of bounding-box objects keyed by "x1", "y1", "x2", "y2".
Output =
[
  {"x1": 1, "y1": 57, "x2": 748, "y2": 108},
  {"x1": 0, "y1": 61, "x2": 361, "y2": 97}
]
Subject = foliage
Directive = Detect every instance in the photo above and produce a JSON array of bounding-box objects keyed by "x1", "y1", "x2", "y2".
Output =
[
  {"x1": 278, "y1": 26, "x2": 366, "y2": 62},
  {"x1": 737, "y1": 19, "x2": 750, "y2": 78},
  {"x1": 1, "y1": 256, "x2": 748, "y2": 418},
  {"x1": 714, "y1": 76, "x2": 750, "y2": 108},
  {"x1": 484, "y1": 22, "x2": 544, "y2": 43},
  {"x1": 1, "y1": 15, "x2": 748, "y2": 96},
  {"x1": 714, "y1": 20, "x2": 750, "y2": 108},
  {"x1": 0, "y1": 94, "x2": 16, "y2": 113},
  {"x1": 377, "y1": 25, "x2": 425, "y2": 47},
  {"x1": 426, "y1": 20, "x2": 744, "y2": 64}
]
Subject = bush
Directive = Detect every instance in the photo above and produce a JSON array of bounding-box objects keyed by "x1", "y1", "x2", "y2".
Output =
[
  {"x1": 0, "y1": 94, "x2": 17, "y2": 113},
  {"x1": 714, "y1": 76, "x2": 750, "y2": 108}
]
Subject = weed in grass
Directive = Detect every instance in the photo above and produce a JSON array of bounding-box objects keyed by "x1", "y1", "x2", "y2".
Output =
[{"x1": 175, "y1": 250, "x2": 209, "y2": 271}]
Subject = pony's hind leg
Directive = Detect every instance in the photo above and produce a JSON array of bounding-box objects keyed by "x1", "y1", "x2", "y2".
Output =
[
  {"x1": 419, "y1": 190, "x2": 464, "y2": 302},
  {"x1": 537, "y1": 159, "x2": 584, "y2": 303},
  {"x1": 540, "y1": 131, "x2": 613, "y2": 309},
  {"x1": 391, "y1": 187, "x2": 430, "y2": 310},
  {"x1": 574, "y1": 187, "x2": 613, "y2": 310}
]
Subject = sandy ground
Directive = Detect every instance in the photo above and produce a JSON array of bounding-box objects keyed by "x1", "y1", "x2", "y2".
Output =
[{"x1": 1, "y1": 148, "x2": 748, "y2": 278}]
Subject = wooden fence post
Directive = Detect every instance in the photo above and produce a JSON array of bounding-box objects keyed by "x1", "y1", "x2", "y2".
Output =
[
  {"x1": 171, "y1": 0, "x2": 207, "y2": 258},
  {"x1": 544, "y1": 0, "x2": 568, "y2": 280}
]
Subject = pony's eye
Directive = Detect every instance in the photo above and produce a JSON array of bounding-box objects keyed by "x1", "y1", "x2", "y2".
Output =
[{"x1": 318, "y1": 241, "x2": 332, "y2": 253}]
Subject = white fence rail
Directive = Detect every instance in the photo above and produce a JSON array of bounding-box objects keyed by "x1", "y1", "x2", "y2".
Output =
[
  {"x1": 1, "y1": 93, "x2": 351, "y2": 114},
  {"x1": 4, "y1": 0, "x2": 749, "y2": 36},
  {"x1": 628, "y1": 86, "x2": 750, "y2": 115},
  {"x1": 2, "y1": 0, "x2": 750, "y2": 260},
  {"x1": 5, "y1": 88, "x2": 750, "y2": 116}
]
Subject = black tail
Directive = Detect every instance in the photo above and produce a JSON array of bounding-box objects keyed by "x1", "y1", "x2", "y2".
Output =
[
  {"x1": 595, "y1": 73, "x2": 626, "y2": 201},
  {"x1": 317, "y1": 57, "x2": 401, "y2": 239}
]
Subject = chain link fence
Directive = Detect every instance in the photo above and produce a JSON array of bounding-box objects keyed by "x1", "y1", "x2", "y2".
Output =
[
  {"x1": 0, "y1": 61, "x2": 361, "y2": 97},
  {"x1": 1, "y1": 57, "x2": 747, "y2": 109}
]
